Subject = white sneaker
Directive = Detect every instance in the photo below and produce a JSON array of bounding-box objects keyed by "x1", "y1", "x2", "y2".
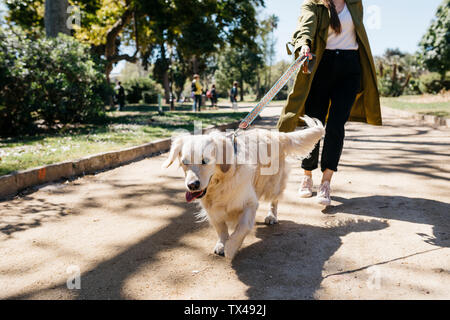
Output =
[
  {"x1": 316, "y1": 181, "x2": 331, "y2": 206},
  {"x1": 298, "y1": 175, "x2": 313, "y2": 198}
]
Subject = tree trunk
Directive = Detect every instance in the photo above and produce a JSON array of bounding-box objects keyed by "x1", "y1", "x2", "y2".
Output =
[
  {"x1": 176, "y1": 88, "x2": 184, "y2": 102},
  {"x1": 390, "y1": 63, "x2": 398, "y2": 95},
  {"x1": 163, "y1": 70, "x2": 171, "y2": 104},
  {"x1": 391, "y1": 63, "x2": 397, "y2": 83},
  {"x1": 379, "y1": 62, "x2": 384, "y2": 77},
  {"x1": 256, "y1": 73, "x2": 263, "y2": 101},
  {"x1": 175, "y1": 73, "x2": 187, "y2": 104},
  {"x1": 192, "y1": 56, "x2": 199, "y2": 74},
  {"x1": 170, "y1": 81, "x2": 175, "y2": 111},
  {"x1": 158, "y1": 44, "x2": 171, "y2": 103},
  {"x1": 239, "y1": 78, "x2": 244, "y2": 102},
  {"x1": 268, "y1": 64, "x2": 272, "y2": 88},
  {"x1": 440, "y1": 71, "x2": 446, "y2": 83},
  {"x1": 400, "y1": 73, "x2": 412, "y2": 95},
  {"x1": 103, "y1": 6, "x2": 137, "y2": 82},
  {"x1": 44, "y1": 0, "x2": 70, "y2": 37},
  {"x1": 264, "y1": 65, "x2": 269, "y2": 89}
]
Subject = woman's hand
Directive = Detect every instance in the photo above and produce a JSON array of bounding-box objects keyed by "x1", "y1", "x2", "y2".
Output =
[{"x1": 300, "y1": 45, "x2": 313, "y2": 60}]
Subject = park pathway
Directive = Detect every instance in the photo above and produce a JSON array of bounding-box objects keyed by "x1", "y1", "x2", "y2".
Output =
[{"x1": 0, "y1": 105, "x2": 449, "y2": 299}]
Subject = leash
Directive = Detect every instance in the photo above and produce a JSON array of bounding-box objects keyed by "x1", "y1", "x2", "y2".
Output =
[{"x1": 228, "y1": 54, "x2": 315, "y2": 152}]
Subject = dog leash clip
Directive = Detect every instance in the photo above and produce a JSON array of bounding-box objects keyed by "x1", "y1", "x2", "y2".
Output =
[
  {"x1": 302, "y1": 54, "x2": 316, "y2": 74},
  {"x1": 230, "y1": 129, "x2": 240, "y2": 154}
]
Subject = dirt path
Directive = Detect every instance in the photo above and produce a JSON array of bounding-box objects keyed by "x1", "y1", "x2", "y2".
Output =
[{"x1": 0, "y1": 106, "x2": 449, "y2": 300}]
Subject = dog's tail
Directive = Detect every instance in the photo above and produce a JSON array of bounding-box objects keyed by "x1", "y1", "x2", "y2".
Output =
[{"x1": 280, "y1": 116, "x2": 325, "y2": 158}]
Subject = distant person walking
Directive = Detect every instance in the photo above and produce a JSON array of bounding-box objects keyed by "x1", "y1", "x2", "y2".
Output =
[
  {"x1": 230, "y1": 81, "x2": 238, "y2": 111},
  {"x1": 208, "y1": 84, "x2": 218, "y2": 109},
  {"x1": 115, "y1": 81, "x2": 125, "y2": 111},
  {"x1": 192, "y1": 74, "x2": 203, "y2": 112}
]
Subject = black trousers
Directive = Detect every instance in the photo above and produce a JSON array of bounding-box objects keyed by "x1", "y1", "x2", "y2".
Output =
[
  {"x1": 302, "y1": 49, "x2": 361, "y2": 172},
  {"x1": 194, "y1": 94, "x2": 202, "y2": 111}
]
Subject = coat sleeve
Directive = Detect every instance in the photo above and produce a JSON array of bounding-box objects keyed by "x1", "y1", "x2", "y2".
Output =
[{"x1": 291, "y1": 1, "x2": 318, "y2": 55}]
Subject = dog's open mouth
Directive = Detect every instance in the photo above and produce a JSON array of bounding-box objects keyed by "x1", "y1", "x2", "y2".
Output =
[{"x1": 186, "y1": 188, "x2": 207, "y2": 203}]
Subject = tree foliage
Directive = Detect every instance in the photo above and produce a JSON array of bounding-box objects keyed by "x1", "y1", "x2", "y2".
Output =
[
  {"x1": 257, "y1": 14, "x2": 279, "y2": 95},
  {"x1": 122, "y1": 77, "x2": 163, "y2": 104},
  {"x1": 0, "y1": 27, "x2": 109, "y2": 136},
  {"x1": 215, "y1": 44, "x2": 264, "y2": 101},
  {"x1": 418, "y1": 0, "x2": 450, "y2": 80},
  {"x1": 137, "y1": 0, "x2": 265, "y2": 101},
  {"x1": 3, "y1": 0, "x2": 266, "y2": 102},
  {"x1": 4, "y1": 0, "x2": 45, "y2": 36},
  {"x1": 375, "y1": 49, "x2": 422, "y2": 97}
]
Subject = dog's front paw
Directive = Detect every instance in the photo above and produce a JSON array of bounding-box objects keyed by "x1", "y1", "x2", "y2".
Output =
[
  {"x1": 224, "y1": 242, "x2": 238, "y2": 260},
  {"x1": 213, "y1": 242, "x2": 225, "y2": 256},
  {"x1": 264, "y1": 214, "x2": 278, "y2": 225}
]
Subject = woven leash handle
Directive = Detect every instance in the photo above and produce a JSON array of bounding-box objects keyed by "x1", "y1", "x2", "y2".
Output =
[{"x1": 238, "y1": 54, "x2": 313, "y2": 130}]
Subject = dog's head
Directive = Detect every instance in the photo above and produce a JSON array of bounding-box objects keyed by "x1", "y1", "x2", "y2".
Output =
[{"x1": 162, "y1": 132, "x2": 234, "y2": 202}]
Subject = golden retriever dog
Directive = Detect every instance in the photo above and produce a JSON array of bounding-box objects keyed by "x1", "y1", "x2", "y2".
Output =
[{"x1": 163, "y1": 116, "x2": 324, "y2": 259}]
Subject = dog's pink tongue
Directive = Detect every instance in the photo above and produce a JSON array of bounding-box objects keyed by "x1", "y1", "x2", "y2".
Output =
[
  {"x1": 186, "y1": 192, "x2": 195, "y2": 203},
  {"x1": 186, "y1": 191, "x2": 203, "y2": 203}
]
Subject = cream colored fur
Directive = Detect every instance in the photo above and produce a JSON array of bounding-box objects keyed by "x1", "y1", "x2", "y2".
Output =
[{"x1": 163, "y1": 116, "x2": 324, "y2": 259}]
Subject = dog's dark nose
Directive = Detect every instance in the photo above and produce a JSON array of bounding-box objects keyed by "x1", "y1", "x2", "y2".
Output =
[{"x1": 188, "y1": 180, "x2": 201, "y2": 191}]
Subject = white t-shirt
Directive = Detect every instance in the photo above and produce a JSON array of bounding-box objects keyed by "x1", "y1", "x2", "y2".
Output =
[{"x1": 325, "y1": 4, "x2": 359, "y2": 50}]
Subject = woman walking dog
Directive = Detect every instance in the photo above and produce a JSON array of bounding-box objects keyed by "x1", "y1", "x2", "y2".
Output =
[{"x1": 277, "y1": 0, "x2": 382, "y2": 206}]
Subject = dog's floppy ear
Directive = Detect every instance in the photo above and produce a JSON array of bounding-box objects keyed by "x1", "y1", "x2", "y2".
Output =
[
  {"x1": 213, "y1": 134, "x2": 233, "y2": 173},
  {"x1": 162, "y1": 136, "x2": 184, "y2": 168},
  {"x1": 220, "y1": 163, "x2": 231, "y2": 173}
]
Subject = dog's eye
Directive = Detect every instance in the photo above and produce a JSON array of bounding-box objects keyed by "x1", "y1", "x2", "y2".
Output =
[{"x1": 202, "y1": 158, "x2": 209, "y2": 165}]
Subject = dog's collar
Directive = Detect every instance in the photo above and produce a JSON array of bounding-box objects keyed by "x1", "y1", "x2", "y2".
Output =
[{"x1": 230, "y1": 132, "x2": 239, "y2": 155}]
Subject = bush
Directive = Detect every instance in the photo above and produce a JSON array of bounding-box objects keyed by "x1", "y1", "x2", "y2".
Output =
[
  {"x1": 274, "y1": 85, "x2": 289, "y2": 100},
  {"x1": 446, "y1": 71, "x2": 450, "y2": 90},
  {"x1": 122, "y1": 77, "x2": 164, "y2": 104},
  {"x1": 419, "y1": 72, "x2": 445, "y2": 94},
  {"x1": 378, "y1": 77, "x2": 403, "y2": 97},
  {"x1": 403, "y1": 78, "x2": 422, "y2": 95},
  {"x1": 0, "y1": 27, "x2": 109, "y2": 136}
]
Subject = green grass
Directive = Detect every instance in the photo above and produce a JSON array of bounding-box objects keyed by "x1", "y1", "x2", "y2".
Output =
[
  {"x1": 0, "y1": 104, "x2": 247, "y2": 176},
  {"x1": 381, "y1": 96, "x2": 450, "y2": 118}
]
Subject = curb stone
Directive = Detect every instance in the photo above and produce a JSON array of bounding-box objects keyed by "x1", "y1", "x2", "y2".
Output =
[
  {"x1": 0, "y1": 120, "x2": 245, "y2": 200},
  {"x1": 382, "y1": 106, "x2": 449, "y2": 127}
]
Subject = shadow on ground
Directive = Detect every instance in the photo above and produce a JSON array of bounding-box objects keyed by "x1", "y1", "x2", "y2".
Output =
[
  {"x1": 232, "y1": 219, "x2": 389, "y2": 299},
  {"x1": 2, "y1": 111, "x2": 449, "y2": 299},
  {"x1": 231, "y1": 195, "x2": 449, "y2": 299},
  {"x1": 5, "y1": 175, "x2": 208, "y2": 300},
  {"x1": 0, "y1": 196, "x2": 72, "y2": 239},
  {"x1": 4, "y1": 178, "x2": 449, "y2": 299},
  {"x1": 324, "y1": 196, "x2": 450, "y2": 248}
]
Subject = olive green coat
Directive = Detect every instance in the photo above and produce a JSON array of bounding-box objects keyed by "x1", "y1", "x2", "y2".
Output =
[{"x1": 277, "y1": 0, "x2": 382, "y2": 132}]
